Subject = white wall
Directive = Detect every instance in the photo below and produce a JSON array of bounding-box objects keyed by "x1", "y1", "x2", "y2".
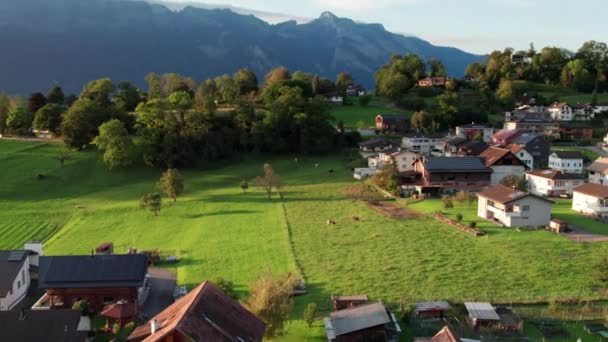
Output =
[
  {"x1": 589, "y1": 172, "x2": 608, "y2": 185},
  {"x1": 0, "y1": 258, "x2": 30, "y2": 311},
  {"x1": 515, "y1": 150, "x2": 534, "y2": 170},
  {"x1": 549, "y1": 156, "x2": 584, "y2": 174},
  {"x1": 506, "y1": 197, "x2": 552, "y2": 227},
  {"x1": 573, "y1": 192, "x2": 608, "y2": 218},
  {"x1": 527, "y1": 175, "x2": 583, "y2": 196}
]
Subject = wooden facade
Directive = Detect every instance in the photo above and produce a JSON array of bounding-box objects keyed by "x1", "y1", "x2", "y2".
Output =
[
  {"x1": 413, "y1": 159, "x2": 491, "y2": 190},
  {"x1": 334, "y1": 326, "x2": 388, "y2": 342},
  {"x1": 45, "y1": 287, "x2": 138, "y2": 312}
]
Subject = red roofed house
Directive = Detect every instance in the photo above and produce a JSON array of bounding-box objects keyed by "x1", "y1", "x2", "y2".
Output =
[
  {"x1": 490, "y1": 129, "x2": 523, "y2": 146},
  {"x1": 480, "y1": 146, "x2": 526, "y2": 185},
  {"x1": 128, "y1": 281, "x2": 266, "y2": 342},
  {"x1": 477, "y1": 185, "x2": 553, "y2": 227},
  {"x1": 572, "y1": 183, "x2": 608, "y2": 219},
  {"x1": 418, "y1": 77, "x2": 447, "y2": 88}
]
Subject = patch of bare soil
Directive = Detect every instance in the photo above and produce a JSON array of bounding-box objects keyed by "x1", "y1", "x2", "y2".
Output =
[
  {"x1": 365, "y1": 201, "x2": 422, "y2": 219},
  {"x1": 341, "y1": 184, "x2": 384, "y2": 201}
]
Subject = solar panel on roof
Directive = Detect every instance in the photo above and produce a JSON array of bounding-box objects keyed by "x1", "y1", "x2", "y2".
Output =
[{"x1": 7, "y1": 251, "x2": 26, "y2": 262}]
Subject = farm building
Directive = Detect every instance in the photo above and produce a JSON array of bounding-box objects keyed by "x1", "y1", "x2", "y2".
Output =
[
  {"x1": 414, "y1": 301, "x2": 451, "y2": 320},
  {"x1": 331, "y1": 295, "x2": 369, "y2": 311},
  {"x1": 411, "y1": 157, "x2": 492, "y2": 192},
  {"x1": 465, "y1": 302, "x2": 500, "y2": 329},
  {"x1": 480, "y1": 146, "x2": 527, "y2": 185},
  {"x1": 376, "y1": 114, "x2": 409, "y2": 133},
  {"x1": 128, "y1": 281, "x2": 265, "y2": 342},
  {"x1": 324, "y1": 302, "x2": 401, "y2": 342},
  {"x1": 414, "y1": 326, "x2": 480, "y2": 342},
  {"x1": 33, "y1": 254, "x2": 147, "y2": 312},
  {"x1": 477, "y1": 185, "x2": 553, "y2": 227}
]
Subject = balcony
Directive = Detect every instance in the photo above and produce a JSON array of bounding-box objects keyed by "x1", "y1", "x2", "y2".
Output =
[{"x1": 487, "y1": 204, "x2": 521, "y2": 218}]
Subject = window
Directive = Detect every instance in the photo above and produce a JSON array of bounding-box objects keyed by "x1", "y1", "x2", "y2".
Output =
[
  {"x1": 21, "y1": 269, "x2": 25, "y2": 284},
  {"x1": 17, "y1": 281, "x2": 20, "y2": 289},
  {"x1": 522, "y1": 205, "x2": 530, "y2": 211}
]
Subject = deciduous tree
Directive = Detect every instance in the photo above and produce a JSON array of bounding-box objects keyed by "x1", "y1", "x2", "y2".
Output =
[
  {"x1": 234, "y1": 68, "x2": 258, "y2": 95},
  {"x1": 61, "y1": 98, "x2": 106, "y2": 149},
  {"x1": 47, "y1": 86, "x2": 65, "y2": 105},
  {"x1": 303, "y1": 303, "x2": 318, "y2": 328},
  {"x1": 265, "y1": 67, "x2": 290, "y2": 85},
  {"x1": 336, "y1": 72, "x2": 354, "y2": 94},
  {"x1": 27, "y1": 92, "x2": 47, "y2": 115},
  {"x1": 254, "y1": 163, "x2": 282, "y2": 199},
  {"x1": 33, "y1": 103, "x2": 63, "y2": 134},
  {"x1": 6, "y1": 106, "x2": 33, "y2": 135},
  {"x1": 157, "y1": 168, "x2": 184, "y2": 202},
  {"x1": 140, "y1": 192, "x2": 162, "y2": 216},
  {"x1": 93, "y1": 119, "x2": 134, "y2": 170}
]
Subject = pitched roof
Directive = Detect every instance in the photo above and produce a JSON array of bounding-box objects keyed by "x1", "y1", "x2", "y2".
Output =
[
  {"x1": 458, "y1": 141, "x2": 488, "y2": 156},
  {"x1": 101, "y1": 301, "x2": 137, "y2": 320},
  {"x1": 326, "y1": 302, "x2": 391, "y2": 337},
  {"x1": 492, "y1": 129, "x2": 522, "y2": 142},
  {"x1": 430, "y1": 326, "x2": 461, "y2": 342},
  {"x1": 359, "y1": 138, "x2": 393, "y2": 148},
  {"x1": 588, "y1": 157, "x2": 608, "y2": 174},
  {"x1": 525, "y1": 169, "x2": 585, "y2": 180},
  {"x1": 0, "y1": 310, "x2": 85, "y2": 342},
  {"x1": 457, "y1": 123, "x2": 491, "y2": 129},
  {"x1": 480, "y1": 147, "x2": 511, "y2": 167},
  {"x1": 128, "y1": 281, "x2": 265, "y2": 342},
  {"x1": 549, "y1": 102, "x2": 570, "y2": 109},
  {"x1": 39, "y1": 254, "x2": 148, "y2": 289},
  {"x1": 507, "y1": 144, "x2": 526, "y2": 154},
  {"x1": 477, "y1": 185, "x2": 553, "y2": 205},
  {"x1": 442, "y1": 136, "x2": 468, "y2": 147},
  {"x1": 464, "y1": 302, "x2": 500, "y2": 321},
  {"x1": 415, "y1": 301, "x2": 451, "y2": 313},
  {"x1": 404, "y1": 132, "x2": 446, "y2": 139},
  {"x1": 0, "y1": 250, "x2": 29, "y2": 296},
  {"x1": 511, "y1": 133, "x2": 542, "y2": 145},
  {"x1": 573, "y1": 183, "x2": 608, "y2": 199},
  {"x1": 551, "y1": 151, "x2": 584, "y2": 159},
  {"x1": 422, "y1": 157, "x2": 491, "y2": 173}
]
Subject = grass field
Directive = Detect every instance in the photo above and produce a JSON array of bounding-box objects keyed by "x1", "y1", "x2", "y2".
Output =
[
  {"x1": 3, "y1": 140, "x2": 608, "y2": 341},
  {"x1": 329, "y1": 97, "x2": 409, "y2": 128},
  {"x1": 552, "y1": 199, "x2": 608, "y2": 235}
]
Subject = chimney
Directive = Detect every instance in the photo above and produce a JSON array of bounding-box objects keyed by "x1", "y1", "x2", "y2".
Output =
[{"x1": 151, "y1": 319, "x2": 161, "y2": 334}]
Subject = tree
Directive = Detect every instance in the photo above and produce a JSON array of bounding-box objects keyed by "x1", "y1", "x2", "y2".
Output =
[
  {"x1": 496, "y1": 80, "x2": 514, "y2": 107},
  {"x1": 303, "y1": 303, "x2": 318, "y2": 328},
  {"x1": 140, "y1": 192, "x2": 162, "y2": 216},
  {"x1": 214, "y1": 278, "x2": 239, "y2": 300},
  {"x1": 254, "y1": 164, "x2": 283, "y2": 199},
  {"x1": 61, "y1": 98, "x2": 107, "y2": 149},
  {"x1": 234, "y1": 68, "x2": 258, "y2": 95},
  {"x1": 240, "y1": 179, "x2": 249, "y2": 193},
  {"x1": 410, "y1": 111, "x2": 432, "y2": 133},
  {"x1": 577, "y1": 40, "x2": 608, "y2": 93},
  {"x1": 64, "y1": 94, "x2": 78, "y2": 107},
  {"x1": 244, "y1": 272, "x2": 296, "y2": 338},
  {"x1": 214, "y1": 75, "x2": 238, "y2": 104},
  {"x1": 6, "y1": 106, "x2": 33, "y2": 135},
  {"x1": 47, "y1": 86, "x2": 65, "y2": 105},
  {"x1": 336, "y1": 72, "x2": 354, "y2": 94},
  {"x1": 54, "y1": 150, "x2": 72, "y2": 169},
  {"x1": 442, "y1": 195, "x2": 454, "y2": 209},
  {"x1": 428, "y1": 58, "x2": 446, "y2": 77},
  {"x1": 500, "y1": 175, "x2": 527, "y2": 191},
  {"x1": 114, "y1": 81, "x2": 142, "y2": 112},
  {"x1": 157, "y1": 168, "x2": 184, "y2": 202},
  {"x1": 358, "y1": 94, "x2": 372, "y2": 107},
  {"x1": 27, "y1": 92, "x2": 47, "y2": 115},
  {"x1": 455, "y1": 213, "x2": 463, "y2": 222},
  {"x1": 0, "y1": 94, "x2": 9, "y2": 134},
  {"x1": 72, "y1": 299, "x2": 90, "y2": 316},
  {"x1": 145, "y1": 73, "x2": 162, "y2": 99},
  {"x1": 80, "y1": 78, "x2": 115, "y2": 105},
  {"x1": 93, "y1": 119, "x2": 134, "y2": 170},
  {"x1": 33, "y1": 103, "x2": 63, "y2": 134},
  {"x1": 265, "y1": 67, "x2": 291, "y2": 85}
]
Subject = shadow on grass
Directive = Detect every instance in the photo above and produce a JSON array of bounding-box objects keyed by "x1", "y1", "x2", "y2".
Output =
[
  {"x1": 181, "y1": 210, "x2": 261, "y2": 219},
  {"x1": 202, "y1": 192, "x2": 345, "y2": 204}
]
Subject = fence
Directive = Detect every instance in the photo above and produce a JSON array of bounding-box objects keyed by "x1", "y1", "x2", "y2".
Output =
[{"x1": 433, "y1": 212, "x2": 485, "y2": 237}]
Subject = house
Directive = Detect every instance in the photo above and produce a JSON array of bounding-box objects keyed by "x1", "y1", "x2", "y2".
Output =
[
  {"x1": 359, "y1": 138, "x2": 396, "y2": 157},
  {"x1": 490, "y1": 129, "x2": 522, "y2": 146},
  {"x1": 331, "y1": 295, "x2": 369, "y2": 311},
  {"x1": 439, "y1": 136, "x2": 469, "y2": 157},
  {"x1": 480, "y1": 146, "x2": 527, "y2": 185},
  {"x1": 346, "y1": 85, "x2": 366, "y2": 97},
  {"x1": 413, "y1": 301, "x2": 451, "y2": 320},
  {"x1": 507, "y1": 144, "x2": 534, "y2": 170},
  {"x1": 492, "y1": 130, "x2": 550, "y2": 168},
  {"x1": 457, "y1": 141, "x2": 489, "y2": 157},
  {"x1": 129, "y1": 281, "x2": 265, "y2": 342},
  {"x1": 477, "y1": 185, "x2": 553, "y2": 227},
  {"x1": 572, "y1": 183, "x2": 608, "y2": 219},
  {"x1": 465, "y1": 302, "x2": 500, "y2": 329},
  {"x1": 525, "y1": 170, "x2": 585, "y2": 197},
  {"x1": 412, "y1": 157, "x2": 492, "y2": 192},
  {"x1": 0, "y1": 309, "x2": 87, "y2": 342},
  {"x1": 33, "y1": 254, "x2": 148, "y2": 312},
  {"x1": 548, "y1": 151, "x2": 585, "y2": 174},
  {"x1": 505, "y1": 107, "x2": 551, "y2": 122},
  {"x1": 367, "y1": 147, "x2": 400, "y2": 169},
  {"x1": 595, "y1": 103, "x2": 608, "y2": 114},
  {"x1": 0, "y1": 251, "x2": 33, "y2": 311},
  {"x1": 326, "y1": 92, "x2": 344, "y2": 104},
  {"x1": 402, "y1": 133, "x2": 445, "y2": 155},
  {"x1": 414, "y1": 326, "x2": 480, "y2": 342},
  {"x1": 559, "y1": 122, "x2": 594, "y2": 140},
  {"x1": 572, "y1": 103, "x2": 595, "y2": 121},
  {"x1": 376, "y1": 114, "x2": 409, "y2": 133},
  {"x1": 455, "y1": 123, "x2": 495, "y2": 143},
  {"x1": 390, "y1": 150, "x2": 420, "y2": 172},
  {"x1": 324, "y1": 301, "x2": 401, "y2": 342},
  {"x1": 503, "y1": 119, "x2": 560, "y2": 137},
  {"x1": 418, "y1": 77, "x2": 447, "y2": 88},
  {"x1": 548, "y1": 102, "x2": 574, "y2": 121},
  {"x1": 511, "y1": 54, "x2": 532, "y2": 64},
  {"x1": 587, "y1": 157, "x2": 608, "y2": 185}
]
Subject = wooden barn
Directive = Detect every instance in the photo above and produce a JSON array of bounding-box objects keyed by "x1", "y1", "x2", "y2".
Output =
[
  {"x1": 414, "y1": 301, "x2": 451, "y2": 320},
  {"x1": 331, "y1": 295, "x2": 369, "y2": 311}
]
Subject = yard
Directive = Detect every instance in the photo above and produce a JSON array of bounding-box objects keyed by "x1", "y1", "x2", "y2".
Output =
[
  {"x1": 2, "y1": 140, "x2": 608, "y2": 341},
  {"x1": 329, "y1": 96, "x2": 409, "y2": 128},
  {"x1": 552, "y1": 199, "x2": 608, "y2": 235}
]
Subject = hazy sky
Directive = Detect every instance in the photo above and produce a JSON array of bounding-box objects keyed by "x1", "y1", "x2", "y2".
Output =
[{"x1": 170, "y1": 0, "x2": 606, "y2": 54}]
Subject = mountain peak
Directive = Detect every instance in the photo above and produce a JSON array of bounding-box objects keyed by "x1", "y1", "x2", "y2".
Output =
[{"x1": 319, "y1": 11, "x2": 337, "y2": 20}]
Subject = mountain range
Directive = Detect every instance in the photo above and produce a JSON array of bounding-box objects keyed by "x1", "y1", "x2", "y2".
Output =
[{"x1": 0, "y1": 0, "x2": 483, "y2": 94}]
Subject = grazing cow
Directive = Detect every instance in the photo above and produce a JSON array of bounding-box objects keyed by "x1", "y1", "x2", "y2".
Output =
[
  {"x1": 326, "y1": 220, "x2": 336, "y2": 225},
  {"x1": 352, "y1": 216, "x2": 360, "y2": 221}
]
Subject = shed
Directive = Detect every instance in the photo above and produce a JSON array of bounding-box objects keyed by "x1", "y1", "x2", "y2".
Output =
[
  {"x1": 324, "y1": 302, "x2": 401, "y2": 341},
  {"x1": 414, "y1": 301, "x2": 451, "y2": 320},
  {"x1": 549, "y1": 218, "x2": 568, "y2": 233},
  {"x1": 464, "y1": 302, "x2": 500, "y2": 329},
  {"x1": 95, "y1": 242, "x2": 114, "y2": 255},
  {"x1": 101, "y1": 300, "x2": 137, "y2": 326},
  {"x1": 331, "y1": 295, "x2": 369, "y2": 311}
]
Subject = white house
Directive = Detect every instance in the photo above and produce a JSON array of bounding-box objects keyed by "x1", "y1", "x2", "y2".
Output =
[
  {"x1": 359, "y1": 138, "x2": 395, "y2": 157},
  {"x1": 595, "y1": 103, "x2": 608, "y2": 115},
  {"x1": 572, "y1": 104, "x2": 595, "y2": 121},
  {"x1": 603, "y1": 133, "x2": 608, "y2": 152},
  {"x1": 353, "y1": 168, "x2": 377, "y2": 180},
  {"x1": 548, "y1": 102, "x2": 573, "y2": 121},
  {"x1": 588, "y1": 157, "x2": 608, "y2": 185},
  {"x1": 402, "y1": 133, "x2": 445, "y2": 155},
  {"x1": 390, "y1": 150, "x2": 419, "y2": 173},
  {"x1": 508, "y1": 145, "x2": 535, "y2": 170},
  {"x1": 572, "y1": 183, "x2": 608, "y2": 219},
  {"x1": 525, "y1": 169, "x2": 586, "y2": 197},
  {"x1": 0, "y1": 242, "x2": 42, "y2": 311},
  {"x1": 480, "y1": 146, "x2": 527, "y2": 185},
  {"x1": 455, "y1": 123, "x2": 495, "y2": 143},
  {"x1": 477, "y1": 185, "x2": 553, "y2": 227},
  {"x1": 548, "y1": 151, "x2": 585, "y2": 174}
]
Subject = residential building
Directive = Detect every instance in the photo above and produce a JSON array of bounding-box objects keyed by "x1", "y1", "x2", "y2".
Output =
[
  {"x1": 492, "y1": 130, "x2": 550, "y2": 168},
  {"x1": 402, "y1": 133, "x2": 445, "y2": 155},
  {"x1": 572, "y1": 103, "x2": 595, "y2": 121},
  {"x1": 511, "y1": 54, "x2": 532, "y2": 64},
  {"x1": 480, "y1": 146, "x2": 527, "y2": 185},
  {"x1": 572, "y1": 183, "x2": 608, "y2": 219},
  {"x1": 455, "y1": 123, "x2": 495, "y2": 143},
  {"x1": 477, "y1": 185, "x2": 553, "y2": 227},
  {"x1": 490, "y1": 129, "x2": 522, "y2": 146},
  {"x1": 587, "y1": 157, "x2": 608, "y2": 185},
  {"x1": 525, "y1": 170, "x2": 585, "y2": 197},
  {"x1": 548, "y1": 151, "x2": 585, "y2": 174},
  {"x1": 375, "y1": 114, "x2": 409, "y2": 133},
  {"x1": 324, "y1": 302, "x2": 401, "y2": 342},
  {"x1": 325, "y1": 93, "x2": 344, "y2": 104},
  {"x1": 390, "y1": 150, "x2": 419, "y2": 173},
  {"x1": 128, "y1": 281, "x2": 265, "y2": 342},
  {"x1": 0, "y1": 250, "x2": 32, "y2": 311},
  {"x1": 505, "y1": 107, "x2": 551, "y2": 122},
  {"x1": 507, "y1": 144, "x2": 534, "y2": 170},
  {"x1": 457, "y1": 141, "x2": 489, "y2": 157},
  {"x1": 503, "y1": 119, "x2": 560, "y2": 137},
  {"x1": 595, "y1": 103, "x2": 608, "y2": 114},
  {"x1": 34, "y1": 254, "x2": 148, "y2": 312},
  {"x1": 0, "y1": 310, "x2": 87, "y2": 342},
  {"x1": 559, "y1": 122, "x2": 594, "y2": 140},
  {"x1": 359, "y1": 138, "x2": 396, "y2": 157},
  {"x1": 411, "y1": 157, "x2": 492, "y2": 192},
  {"x1": 548, "y1": 102, "x2": 574, "y2": 121},
  {"x1": 417, "y1": 77, "x2": 447, "y2": 87},
  {"x1": 439, "y1": 136, "x2": 469, "y2": 157},
  {"x1": 346, "y1": 85, "x2": 366, "y2": 97}
]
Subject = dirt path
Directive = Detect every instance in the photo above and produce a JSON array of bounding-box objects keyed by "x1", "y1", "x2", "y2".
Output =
[
  {"x1": 365, "y1": 201, "x2": 422, "y2": 219},
  {"x1": 560, "y1": 226, "x2": 608, "y2": 243}
]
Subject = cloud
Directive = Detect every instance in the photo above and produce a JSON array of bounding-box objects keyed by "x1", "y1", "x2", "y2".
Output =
[{"x1": 312, "y1": 0, "x2": 420, "y2": 11}]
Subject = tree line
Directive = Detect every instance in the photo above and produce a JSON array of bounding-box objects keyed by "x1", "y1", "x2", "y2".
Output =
[{"x1": 0, "y1": 67, "x2": 362, "y2": 170}]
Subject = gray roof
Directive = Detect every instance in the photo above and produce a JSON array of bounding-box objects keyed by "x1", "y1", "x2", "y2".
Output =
[
  {"x1": 414, "y1": 301, "x2": 451, "y2": 312},
  {"x1": 378, "y1": 114, "x2": 409, "y2": 122},
  {"x1": 423, "y1": 157, "x2": 491, "y2": 173},
  {"x1": 39, "y1": 254, "x2": 147, "y2": 289},
  {"x1": 464, "y1": 302, "x2": 500, "y2": 321},
  {"x1": 0, "y1": 250, "x2": 29, "y2": 296},
  {"x1": 359, "y1": 138, "x2": 393, "y2": 148},
  {"x1": 511, "y1": 133, "x2": 542, "y2": 144},
  {"x1": 326, "y1": 302, "x2": 391, "y2": 337},
  {"x1": 0, "y1": 310, "x2": 85, "y2": 342},
  {"x1": 551, "y1": 151, "x2": 584, "y2": 160},
  {"x1": 442, "y1": 136, "x2": 468, "y2": 147}
]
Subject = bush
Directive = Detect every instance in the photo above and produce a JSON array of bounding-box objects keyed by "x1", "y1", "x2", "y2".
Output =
[
  {"x1": 455, "y1": 213, "x2": 463, "y2": 222},
  {"x1": 397, "y1": 97, "x2": 426, "y2": 111},
  {"x1": 469, "y1": 221, "x2": 477, "y2": 229},
  {"x1": 441, "y1": 195, "x2": 454, "y2": 209}
]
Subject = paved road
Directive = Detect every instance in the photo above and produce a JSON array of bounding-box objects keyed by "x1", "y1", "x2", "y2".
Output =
[
  {"x1": 141, "y1": 268, "x2": 176, "y2": 319},
  {"x1": 561, "y1": 226, "x2": 608, "y2": 243}
]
